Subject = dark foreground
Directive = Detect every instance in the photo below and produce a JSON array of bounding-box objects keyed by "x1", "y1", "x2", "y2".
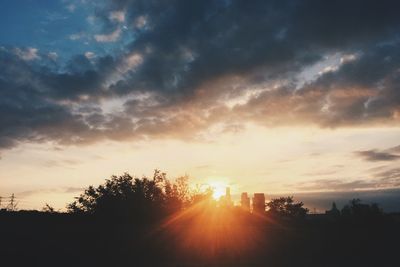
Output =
[{"x1": 1, "y1": 210, "x2": 399, "y2": 267}]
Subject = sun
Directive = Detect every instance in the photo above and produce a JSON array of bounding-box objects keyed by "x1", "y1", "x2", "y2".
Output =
[
  {"x1": 207, "y1": 181, "x2": 228, "y2": 200},
  {"x1": 212, "y1": 187, "x2": 225, "y2": 200}
]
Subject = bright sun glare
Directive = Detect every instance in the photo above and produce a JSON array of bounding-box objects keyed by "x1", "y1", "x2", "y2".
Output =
[{"x1": 208, "y1": 181, "x2": 228, "y2": 200}]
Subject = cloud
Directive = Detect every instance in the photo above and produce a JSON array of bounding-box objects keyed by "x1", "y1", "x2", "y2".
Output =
[
  {"x1": 97, "y1": 0, "x2": 400, "y2": 128},
  {"x1": 87, "y1": 15, "x2": 96, "y2": 25},
  {"x1": 109, "y1": 11, "x2": 125, "y2": 23},
  {"x1": 94, "y1": 28, "x2": 121, "y2": 42},
  {"x1": 13, "y1": 47, "x2": 39, "y2": 61},
  {"x1": 194, "y1": 164, "x2": 212, "y2": 170},
  {"x1": 64, "y1": 186, "x2": 84, "y2": 193},
  {"x1": 295, "y1": 176, "x2": 400, "y2": 192},
  {"x1": 84, "y1": 51, "x2": 96, "y2": 59},
  {"x1": 295, "y1": 179, "x2": 377, "y2": 192},
  {"x1": 387, "y1": 145, "x2": 400, "y2": 153},
  {"x1": 68, "y1": 32, "x2": 88, "y2": 41},
  {"x1": 303, "y1": 170, "x2": 339, "y2": 177},
  {"x1": 42, "y1": 159, "x2": 82, "y2": 168},
  {"x1": 294, "y1": 166, "x2": 400, "y2": 192},
  {"x1": 17, "y1": 187, "x2": 84, "y2": 197},
  {"x1": 2, "y1": 0, "x2": 400, "y2": 151},
  {"x1": 355, "y1": 145, "x2": 400, "y2": 161},
  {"x1": 66, "y1": 4, "x2": 76, "y2": 13},
  {"x1": 133, "y1": 15, "x2": 148, "y2": 30},
  {"x1": 47, "y1": 52, "x2": 58, "y2": 61},
  {"x1": 355, "y1": 150, "x2": 400, "y2": 162},
  {"x1": 374, "y1": 168, "x2": 400, "y2": 185}
]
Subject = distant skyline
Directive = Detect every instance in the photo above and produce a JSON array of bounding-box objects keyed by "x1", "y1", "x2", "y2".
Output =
[{"x1": 1, "y1": 0, "x2": 400, "y2": 210}]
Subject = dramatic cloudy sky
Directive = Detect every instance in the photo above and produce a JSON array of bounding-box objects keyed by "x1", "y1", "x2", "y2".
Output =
[{"x1": 1, "y1": 0, "x2": 400, "y2": 210}]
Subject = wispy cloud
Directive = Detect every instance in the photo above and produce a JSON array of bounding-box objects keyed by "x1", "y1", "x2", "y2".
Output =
[
  {"x1": 295, "y1": 166, "x2": 400, "y2": 192},
  {"x1": 18, "y1": 187, "x2": 83, "y2": 197},
  {"x1": 355, "y1": 145, "x2": 400, "y2": 161},
  {"x1": 66, "y1": 4, "x2": 76, "y2": 13},
  {"x1": 13, "y1": 47, "x2": 39, "y2": 61},
  {"x1": 109, "y1": 11, "x2": 125, "y2": 23},
  {"x1": 68, "y1": 32, "x2": 87, "y2": 41},
  {"x1": 94, "y1": 28, "x2": 121, "y2": 42},
  {"x1": 42, "y1": 159, "x2": 82, "y2": 168}
]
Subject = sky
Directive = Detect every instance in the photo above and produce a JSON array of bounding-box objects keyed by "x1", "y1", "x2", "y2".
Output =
[{"x1": 1, "y1": 0, "x2": 400, "y2": 211}]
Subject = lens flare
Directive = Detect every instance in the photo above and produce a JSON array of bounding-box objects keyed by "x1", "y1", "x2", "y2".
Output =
[{"x1": 153, "y1": 195, "x2": 280, "y2": 264}]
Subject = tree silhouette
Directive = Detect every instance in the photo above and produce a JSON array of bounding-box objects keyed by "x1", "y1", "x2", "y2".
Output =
[
  {"x1": 266, "y1": 196, "x2": 308, "y2": 218},
  {"x1": 341, "y1": 199, "x2": 382, "y2": 218},
  {"x1": 164, "y1": 176, "x2": 190, "y2": 210},
  {"x1": 188, "y1": 184, "x2": 214, "y2": 206},
  {"x1": 67, "y1": 170, "x2": 190, "y2": 221}
]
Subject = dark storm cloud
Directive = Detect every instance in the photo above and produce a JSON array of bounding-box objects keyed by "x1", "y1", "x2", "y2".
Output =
[
  {"x1": 39, "y1": 54, "x2": 118, "y2": 100},
  {"x1": 1, "y1": 0, "x2": 400, "y2": 150},
  {"x1": 105, "y1": 0, "x2": 400, "y2": 96},
  {"x1": 297, "y1": 42, "x2": 400, "y2": 126},
  {"x1": 0, "y1": 49, "x2": 135, "y2": 149},
  {"x1": 232, "y1": 39, "x2": 400, "y2": 127}
]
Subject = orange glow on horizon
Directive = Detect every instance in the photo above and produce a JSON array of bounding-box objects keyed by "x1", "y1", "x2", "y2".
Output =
[{"x1": 152, "y1": 197, "x2": 280, "y2": 261}]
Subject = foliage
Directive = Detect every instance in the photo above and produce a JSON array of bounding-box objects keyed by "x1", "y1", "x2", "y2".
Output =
[
  {"x1": 188, "y1": 184, "x2": 214, "y2": 206},
  {"x1": 266, "y1": 196, "x2": 309, "y2": 218},
  {"x1": 67, "y1": 170, "x2": 190, "y2": 220},
  {"x1": 164, "y1": 174, "x2": 191, "y2": 212},
  {"x1": 341, "y1": 199, "x2": 382, "y2": 218}
]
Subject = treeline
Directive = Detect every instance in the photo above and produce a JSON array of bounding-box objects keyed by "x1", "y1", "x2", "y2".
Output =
[
  {"x1": 1, "y1": 170, "x2": 398, "y2": 267},
  {"x1": 1, "y1": 170, "x2": 387, "y2": 223},
  {"x1": 64, "y1": 170, "x2": 312, "y2": 221},
  {"x1": 66, "y1": 170, "x2": 209, "y2": 221}
]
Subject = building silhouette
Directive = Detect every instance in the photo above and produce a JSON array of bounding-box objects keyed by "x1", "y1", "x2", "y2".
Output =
[
  {"x1": 241, "y1": 192, "x2": 250, "y2": 211},
  {"x1": 226, "y1": 187, "x2": 232, "y2": 204},
  {"x1": 219, "y1": 187, "x2": 233, "y2": 207},
  {"x1": 326, "y1": 202, "x2": 340, "y2": 217},
  {"x1": 252, "y1": 193, "x2": 265, "y2": 214}
]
